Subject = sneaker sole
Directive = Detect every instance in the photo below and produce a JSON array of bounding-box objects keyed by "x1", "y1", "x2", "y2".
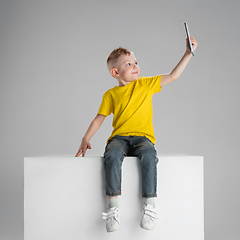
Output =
[
  {"x1": 140, "y1": 223, "x2": 154, "y2": 230},
  {"x1": 107, "y1": 225, "x2": 120, "y2": 232}
]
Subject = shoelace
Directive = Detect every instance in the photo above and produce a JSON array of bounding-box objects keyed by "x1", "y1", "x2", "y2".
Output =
[
  {"x1": 102, "y1": 207, "x2": 119, "y2": 222},
  {"x1": 143, "y1": 204, "x2": 159, "y2": 219}
]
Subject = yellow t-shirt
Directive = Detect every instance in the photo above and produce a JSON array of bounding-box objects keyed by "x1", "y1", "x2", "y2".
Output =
[{"x1": 98, "y1": 75, "x2": 162, "y2": 144}]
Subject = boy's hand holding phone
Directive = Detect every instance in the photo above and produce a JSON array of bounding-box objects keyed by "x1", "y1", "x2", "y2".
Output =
[{"x1": 186, "y1": 36, "x2": 198, "y2": 54}]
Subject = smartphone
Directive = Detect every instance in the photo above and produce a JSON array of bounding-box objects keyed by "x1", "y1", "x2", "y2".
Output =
[{"x1": 184, "y1": 22, "x2": 195, "y2": 56}]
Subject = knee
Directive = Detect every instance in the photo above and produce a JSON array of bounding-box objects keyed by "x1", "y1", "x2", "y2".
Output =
[
  {"x1": 104, "y1": 148, "x2": 124, "y2": 166},
  {"x1": 139, "y1": 148, "x2": 158, "y2": 165}
]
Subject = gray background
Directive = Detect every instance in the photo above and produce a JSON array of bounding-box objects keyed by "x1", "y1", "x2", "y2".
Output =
[{"x1": 0, "y1": 0, "x2": 239, "y2": 239}]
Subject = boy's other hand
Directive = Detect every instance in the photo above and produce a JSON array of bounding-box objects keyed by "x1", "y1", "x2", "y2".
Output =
[
  {"x1": 186, "y1": 36, "x2": 198, "y2": 53},
  {"x1": 75, "y1": 138, "x2": 92, "y2": 157}
]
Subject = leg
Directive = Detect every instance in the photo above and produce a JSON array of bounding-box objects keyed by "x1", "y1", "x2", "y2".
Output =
[
  {"x1": 102, "y1": 136, "x2": 129, "y2": 232},
  {"x1": 130, "y1": 137, "x2": 159, "y2": 198},
  {"x1": 129, "y1": 136, "x2": 159, "y2": 230},
  {"x1": 103, "y1": 136, "x2": 129, "y2": 197}
]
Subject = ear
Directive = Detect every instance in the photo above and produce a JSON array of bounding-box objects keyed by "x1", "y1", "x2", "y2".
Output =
[{"x1": 111, "y1": 68, "x2": 119, "y2": 77}]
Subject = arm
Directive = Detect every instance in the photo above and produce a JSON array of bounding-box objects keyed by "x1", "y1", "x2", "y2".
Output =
[
  {"x1": 75, "y1": 114, "x2": 106, "y2": 157},
  {"x1": 160, "y1": 36, "x2": 198, "y2": 87}
]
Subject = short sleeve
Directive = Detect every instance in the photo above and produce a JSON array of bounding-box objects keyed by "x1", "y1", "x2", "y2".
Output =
[
  {"x1": 140, "y1": 75, "x2": 162, "y2": 94},
  {"x1": 97, "y1": 90, "x2": 113, "y2": 117}
]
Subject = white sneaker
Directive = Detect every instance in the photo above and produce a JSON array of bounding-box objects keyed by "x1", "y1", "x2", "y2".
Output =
[
  {"x1": 102, "y1": 207, "x2": 120, "y2": 232},
  {"x1": 140, "y1": 204, "x2": 159, "y2": 230}
]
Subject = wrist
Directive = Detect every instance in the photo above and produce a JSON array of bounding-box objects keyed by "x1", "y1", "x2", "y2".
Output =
[
  {"x1": 184, "y1": 50, "x2": 192, "y2": 59},
  {"x1": 185, "y1": 49, "x2": 192, "y2": 55},
  {"x1": 82, "y1": 137, "x2": 89, "y2": 142}
]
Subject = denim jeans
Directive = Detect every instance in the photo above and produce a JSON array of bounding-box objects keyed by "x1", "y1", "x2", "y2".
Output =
[{"x1": 103, "y1": 135, "x2": 159, "y2": 198}]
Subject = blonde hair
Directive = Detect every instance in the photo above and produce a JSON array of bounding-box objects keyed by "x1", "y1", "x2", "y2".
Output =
[{"x1": 107, "y1": 47, "x2": 132, "y2": 70}]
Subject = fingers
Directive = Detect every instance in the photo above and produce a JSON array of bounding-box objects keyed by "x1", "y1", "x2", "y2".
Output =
[
  {"x1": 82, "y1": 143, "x2": 91, "y2": 157},
  {"x1": 75, "y1": 148, "x2": 85, "y2": 157},
  {"x1": 190, "y1": 36, "x2": 198, "y2": 50},
  {"x1": 87, "y1": 142, "x2": 92, "y2": 149},
  {"x1": 190, "y1": 36, "x2": 198, "y2": 45},
  {"x1": 75, "y1": 140, "x2": 92, "y2": 157},
  {"x1": 75, "y1": 145, "x2": 91, "y2": 157},
  {"x1": 75, "y1": 149, "x2": 82, "y2": 157},
  {"x1": 186, "y1": 36, "x2": 198, "y2": 52}
]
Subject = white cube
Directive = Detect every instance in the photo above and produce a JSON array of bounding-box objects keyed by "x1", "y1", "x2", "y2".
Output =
[{"x1": 24, "y1": 155, "x2": 204, "y2": 240}]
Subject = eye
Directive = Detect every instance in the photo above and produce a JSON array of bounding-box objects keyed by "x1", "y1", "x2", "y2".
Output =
[
  {"x1": 135, "y1": 62, "x2": 138, "y2": 65},
  {"x1": 126, "y1": 63, "x2": 131, "y2": 66}
]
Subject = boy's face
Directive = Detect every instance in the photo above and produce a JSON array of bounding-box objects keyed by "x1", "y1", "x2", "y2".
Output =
[{"x1": 113, "y1": 53, "x2": 140, "y2": 85}]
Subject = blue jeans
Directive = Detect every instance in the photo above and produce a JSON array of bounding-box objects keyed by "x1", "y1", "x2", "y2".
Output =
[{"x1": 103, "y1": 135, "x2": 159, "y2": 198}]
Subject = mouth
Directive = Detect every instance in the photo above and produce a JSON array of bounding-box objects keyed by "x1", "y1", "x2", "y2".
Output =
[{"x1": 132, "y1": 71, "x2": 139, "y2": 74}]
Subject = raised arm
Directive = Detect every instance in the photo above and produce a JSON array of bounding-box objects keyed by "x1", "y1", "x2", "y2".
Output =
[
  {"x1": 160, "y1": 36, "x2": 198, "y2": 87},
  {"x1": 75, "y1": 114, "x2": 106, "y2": 157}
]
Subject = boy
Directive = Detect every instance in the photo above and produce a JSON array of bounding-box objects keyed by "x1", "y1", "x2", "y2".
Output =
[{"x1": 75, "y1": 36, "x2": 198, "y2": 232}]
